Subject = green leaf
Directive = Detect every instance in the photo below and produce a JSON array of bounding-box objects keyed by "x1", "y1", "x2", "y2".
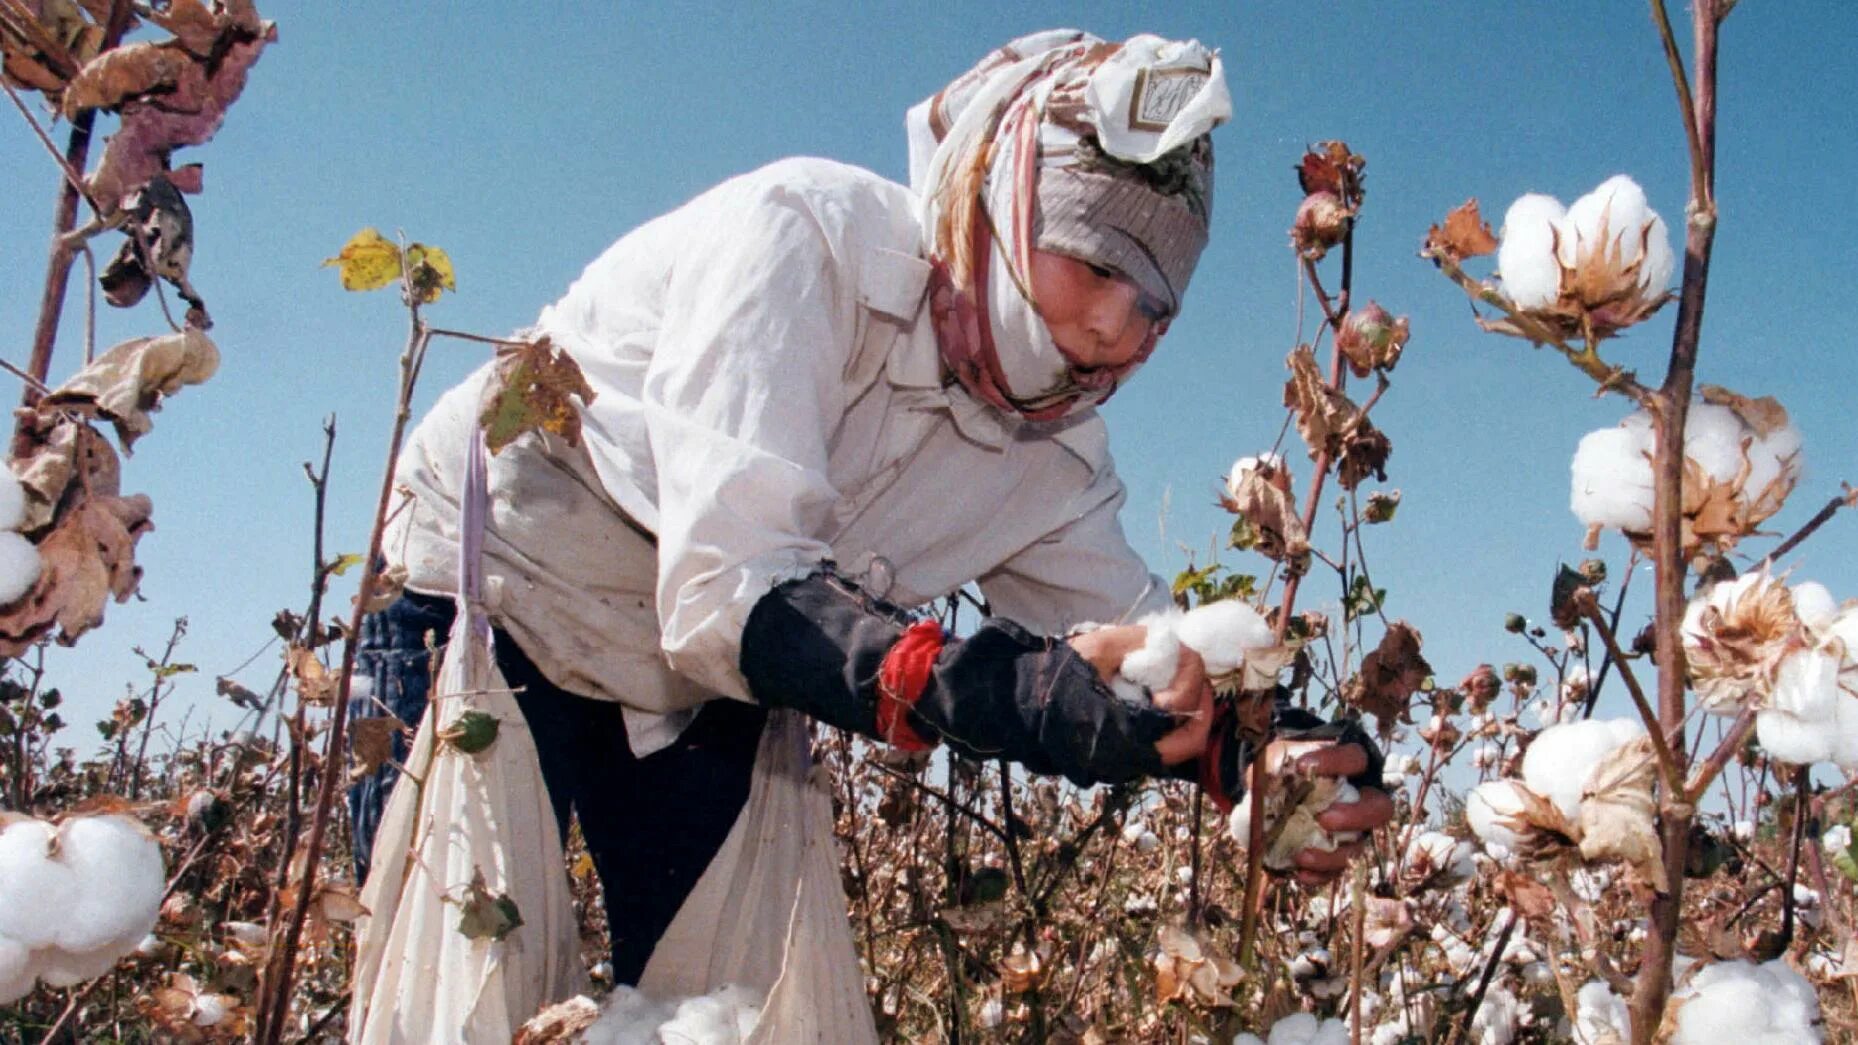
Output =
[
  {"x1": 322, "y1": 228, "x2": 403, "y2": 292},
  {"x1": 1215, "y1": 573, "x2": 1257, "y2": 600},
  {"x1": 440, "y1": 710, "x2": 500, "y2": 755},
  {"x1": 326, "y1": 553, "x2": 366, "y2": 577},
  {"x1": 1172, "y1": 564, "x2": 1220, "y2": 598},
  {"x1": 1363, "y1": 490, "x2": 1401, "y2": 524},
  {"x1": 152, "y1": 662, "x2": 197, "y2": 680},
  {"x1": 456, "y1": 868, "x2": 523, "y2": 942},
  {"x1": 1228, "y1": 515, "x2": 1258, "y2": 551},
  {"x1": 1342, "y1": 574, "x2": 1387, "y2": 622}
]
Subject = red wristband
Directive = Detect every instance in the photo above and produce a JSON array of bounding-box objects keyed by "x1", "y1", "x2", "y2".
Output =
[{"x1": 876, "y1": 620, "x2": 944, "y2": 751}]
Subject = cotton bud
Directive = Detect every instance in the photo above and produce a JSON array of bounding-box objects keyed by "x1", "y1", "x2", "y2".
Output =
[
  {"x1": 1524, "y1": 718, "x2": 1645, "y2": 820},
  {"x1": 1472, "y1": 744, "x2": 1500, "y2": 771},
  {"x1": 1460, "y1": 664, "x2": 1501, "y2": 713},
  {"x1": 0, "y1": 531, "x2": 40, "y2": 607},
  {"x1": 0, "y1": 468, "x2": 25, "y2": 532},
  {"x1": 1751, "y1": 604, "x2": 1858, "y2": 768},
  {"x1": 1466, "y1": 780, "x2": 1530, "y2": 851},
  {"x1": 1823, "y1": 824, "x2": 1853, "y2": 855},
  {"x1": 1336, "y1": 302, "x2": 1411, "y2": 378},
  {"x1": 1292, "y1": 191, "x2": 1351, "y2": 259}
]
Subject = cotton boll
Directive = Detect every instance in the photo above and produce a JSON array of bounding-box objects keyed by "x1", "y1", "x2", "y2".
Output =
[
  {"x1": 1559, "y1": 175, "x2": 1654, "y2": 271},
  {"x1": 1638, "y1": 213, "x2": 1675, "y2": 293},
  {"x1": 0, "y1": 934, "x2": 31, "y2": 1005},
  {"x1": 1574, "y1": 981, "x2": 1631, "y2": 1044},
  {"x1": 0, "y1": 531, "x2": 41, "y2": 607},
  {"x1": 1681, "y1": 403, "x2": 1747, "y2": 483},
  {"x1": 1261, "y1": 1012, "x2": 1351, "y2": 1045},
  {"x1": 1474, "y1": 985, "x2": 1519, "y2": 1045},
  {"x1": 1791, "y1": 582, "x2": 1838, "y2": 631},
  {"x1": 36, "y1": 942, "x2": 123, "y2": 987},
  {"x1": 1177, "y1": 599, "x2": 1274, "y2": 677},
  {"x1": 1466, "y1": 780, "x2": 1529, "y2": 850},
  {"x1": 1498, "y1": 194, "x2": 1567, "y2": 310},
  {"x1": 1233, "y1": 1034, "x2": 1266, "y2": 1045},
  {"x1": 0, "y1": 819, "x2": 75, "y2": 949},
  {"x1": 1771, "y1": 648, "x2": 1840, "y2": 722},
  {"x1": 1744, "y1": 421, "x2": 1802, "y2": 500},
  {"x1": 1756, "y1": 707, "x2": 1834, "y2": 766},
  {"x1": 1522, "y1": 719, "x2": 1642, "y2": 821},
  {"x1": 1671, "y1": 959, "x2": 1822, "y2": 1043},
  {"x1": 585, "y1": 985, "x2": 676, "y2": 1045},
  {"x1": 1570, "y1": 426, "x2": 1654, "y2": 533},
  {"x1": 1405, "y1": 830, "x2": 1474, "y2": 883},
  {"x1": 56, "y1": 815, "x2": 165, "y2": 954}
]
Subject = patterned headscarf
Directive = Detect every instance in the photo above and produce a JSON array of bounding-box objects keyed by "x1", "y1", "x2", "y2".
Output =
[{"x1": 907, "y1": 30, "x2": 1229, "y2": 421}]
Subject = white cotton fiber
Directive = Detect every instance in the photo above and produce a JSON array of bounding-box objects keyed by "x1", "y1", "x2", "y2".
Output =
[
  {"x1": 1465, "y1": 780, "x2": 1530, "y2": 851},
  {"x1": 0, "y1": 531, "x2": 41, "y2": 607},
  {"x1": 0, "y1": 934, "x2": 31, "y2": 1005},
  {"x1": 1574, "y1": 981, "x2": 1631, "y2": 1044},
  {"x1": 586, "y1": 983, "x2": 764, "y2": 1045},
  {"x1": 1570, "y1": 426, "x2": 1654, "y2": 533},
  {"x1": 1792, "y1": 582, "x2": 1838, "y2": 631},
  {"x1": 1244, "y1": 1012, "x2": 1350, "y2": 1045},
  {"x1": 0, "y1": 469, "x2": 24, "y2": 533},
  {"x1": 1682, "y1": 403, "x2": 1747, "y2": 483},
  {"x1": 1521, "y1": 719, "x2": 1644, "y2": 821},
  {"x1": 34, "y1": 943, "x2": 123, "y2": 988},
  {"x1": 1176, "y1": 599, "x2": 1274, "y2": 677},
  {"x1": 1226, "y1": 453, "x2": 1286, "y2": 499},
  {"x1": 1498, "y1": 193, "x2": 1567, "y2": 310},
  {"x1": 1405, "y1": 830, "x2": 1474, "y2": 883},
  {"x1": 56, "y1": 815, "x2": 166, "y2": 954},
  {"x1": 1670, "y1": 959, "x2": 1821, "y2": 1043},
  {"x1": 1744, "y1": 421, "x2": 1802, "y2": 500},
  {"x1": 1638, "y1": 213, "x2": 1676, "y2": 293},
  {"x1": 0, "y1": 819, "x2": 75, "y2": 949},
  {"x1": 1473, "y1": 984, "x2": 1519, "y2": 1045},
  {"x1": 1118, "y1": 609, "x2": 1185, "y2": 695}
]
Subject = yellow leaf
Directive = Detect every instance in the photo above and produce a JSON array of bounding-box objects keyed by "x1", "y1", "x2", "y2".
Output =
[
  {"x1": 404, "y1": 243, "x2": 457, "y2": 303},
  {"x1": 322, "y1": 228, "x2": 402, "y2": 292}
]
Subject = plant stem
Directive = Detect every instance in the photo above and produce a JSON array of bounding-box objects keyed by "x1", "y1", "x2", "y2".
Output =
[
  {"x1": 1577, "y1": 595, "x2": 1684, "y2": 794},
  {"x1": 1632, "y1": 2, "x2": 1720, "y2": 1040}
]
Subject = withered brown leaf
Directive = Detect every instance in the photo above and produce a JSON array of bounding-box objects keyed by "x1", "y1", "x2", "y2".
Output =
[
  {"x1": 1575, "y1": 735, "x2": 1666, "y2": 890},
  {"x1": 1219, "y1": 459, "x2": 1309, "y2": 566},
  {"x1": 1698, "y1": 384, "x2": 1791, "y2": 439},
  {"x1": 478, "y1": 336, "x2": 599, "y2": 456},
  {"x1": 348, "y1": 715, "x2": 399, "y2": 781},
  {"x1": 1344, "y1": 622, "x2": 1431, "y2": 724},
  {"x1": 10, "y1": 412, "x2": 121, "y2": 534},
  {"x1": 0, "y1": 492, "x2": 151, "y2": 656},
  {"x1": 41, "y1": 328, "x2": 218, "y2": 452},
  {"x1": 1425, "y1": 198, "x2": 1499, "y2": 262}
]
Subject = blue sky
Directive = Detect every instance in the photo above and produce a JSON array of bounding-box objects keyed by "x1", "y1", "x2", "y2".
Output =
[{"x1": 2, "y1": 2, "x2": 1854, "y2": 752}]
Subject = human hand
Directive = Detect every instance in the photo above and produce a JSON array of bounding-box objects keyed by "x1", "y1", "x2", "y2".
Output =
[
  {"x1": 1066, "y1": 624, "x2": 1213, "y2": 765},
  {"x1": 1260, "y1": 739, "x2": 1395, "y2": 887}
]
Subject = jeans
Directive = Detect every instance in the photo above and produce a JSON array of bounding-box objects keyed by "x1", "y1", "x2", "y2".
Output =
[{"x1": 346, "y1": 591, "x2": 766, "y2": 985}]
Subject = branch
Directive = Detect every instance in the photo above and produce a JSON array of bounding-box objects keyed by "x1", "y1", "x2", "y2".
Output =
[
  {"x1": 1576, "y1": 592, "x2": 1684, "y2": 795},
  {"x1": 1762, "y1": 486, "x2": 1857, "y2": 568},
  {"x1": 1649, "y1": 0, "x2": 1710, "y2": 212}
]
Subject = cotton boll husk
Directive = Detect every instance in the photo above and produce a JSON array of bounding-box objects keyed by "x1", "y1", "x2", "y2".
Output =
[
  {"x1": 1497, "y1": 194, "x2": 1566, "y2": 310},
  {"x1": 1681, "y1": 403, "x2": 1747, "y2": 483},
  {"x1": 1227, "y1": 453, "x2": 1286, "y2": 498},
  {"x1": 1177, "y1": 599, "x2": 1273, "y2": 677},
  {"x1": 1466, "y1": 780, "x2": 1529, "y2": 850},
  {"x1": 1522, "y1": 719, "x2": 1643, "y2": 821},
  {"x1": 0, "y1": 531, "x2": 41, "y2": 607},
  {"x1": 0, "y1": 934, "x2": 31, "y2": 1005},
  {"x1": 55, "y1": 815, "x2": 165, "y2": 954},
  {"x1": 0, "y1": 819, "x2": 75, "y2": 949},
  {"x1": 1559, "y1": 175, "x2": 1654, "y2": 271},
  {"x1": 1119, "y1": 609, "x2": 1184, "y2": 692},
  {"x1": 1791, "y1": 583, "x2": 1838, "y2": 631},
  {"x1": 1571, "y1": 426, "x2": 1654, "y2": 532}
]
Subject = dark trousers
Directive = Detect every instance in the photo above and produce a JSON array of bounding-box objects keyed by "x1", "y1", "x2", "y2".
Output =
[{"x1": 348, "y1": 592, "x2": 766, "y2": 985}]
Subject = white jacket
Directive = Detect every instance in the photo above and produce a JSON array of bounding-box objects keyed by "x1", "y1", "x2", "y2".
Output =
[{"x1": 384, "y1": 157, "x2": 1171, "y2": 753}]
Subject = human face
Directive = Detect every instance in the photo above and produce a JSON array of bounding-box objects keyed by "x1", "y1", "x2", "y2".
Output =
[{"x1": 1026, "y1": 249, "x2": 1168, "y2": 383}]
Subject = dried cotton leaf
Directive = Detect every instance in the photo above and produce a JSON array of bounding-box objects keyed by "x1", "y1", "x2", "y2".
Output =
[
  {"x1": 41, "y1": 328, "x2": 219, "y2": 453},
  {"x1": 478, "y1": 336, "x2": 599, "y2": 455},
  {"x1": 1425, "y1": 199, "x2": 1499, "y2": 261},
  {"x1": 1576, "y1": 735, "x2": 1667, "y2": 891}
]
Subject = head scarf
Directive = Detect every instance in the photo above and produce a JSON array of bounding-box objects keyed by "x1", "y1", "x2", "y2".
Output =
[{"x1": 907, "y1": 31, "x2": 1229, "y2": 421}]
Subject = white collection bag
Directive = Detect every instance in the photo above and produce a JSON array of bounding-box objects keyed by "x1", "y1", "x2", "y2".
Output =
[{"x1": 350, "y1": 430, "x2": 877, "y2": 1042}]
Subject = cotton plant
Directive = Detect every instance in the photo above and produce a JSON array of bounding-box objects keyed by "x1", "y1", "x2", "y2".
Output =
[
  {"x1": 1570, "y1": 392, "x2": 1802, "y2": 556},
  {"x1": 1494, "y1": 175, "x2": 1675, "y2": 334},
  {"x1": 0, "y1": 812, "x2": 166, "y2": 1004},
  {"x1": 1681, "y1": 569, "x2": 1858, "y2": 767}
]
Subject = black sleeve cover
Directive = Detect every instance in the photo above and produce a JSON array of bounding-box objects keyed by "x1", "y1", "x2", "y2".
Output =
[{"x1": 739, "y1": 568, "x2": 1177, "y2": 787}]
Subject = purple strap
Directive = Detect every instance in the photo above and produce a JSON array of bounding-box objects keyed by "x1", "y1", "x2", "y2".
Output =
[{"x1": 457, "y1": 427, "x2": 493, "y2": 647}]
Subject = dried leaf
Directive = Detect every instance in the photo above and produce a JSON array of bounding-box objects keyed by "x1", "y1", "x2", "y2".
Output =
[
  {"x1": 41, "y1": 328, "x2": 218, "y2": 452},
  {"x1": 9, "y1": 413, "x2": 120, "y2": 533},
  {"x1": 1425, "y1": 198, "x2": 1499, "y2": 262},
  {"x1": 1296, "y1": 141, "x2": 1362, "y2": 202},
  {"x1": 457, "y1": 867, "x2": 523, "y2": 942},
  {"x1": 85, "y1": 18, "x2": 273, "y2": 214},
  {"x1": 1000, "y1": 948, "x2": 1045, "y2": 994},
  {"x1": 1495, "y1": 869, "x2": 1557, "y2": 921},
  {"x1": 1218, "y1": 457, "x2": 1309, "y2": 566},
  {"x1": 1343, "y1": 622, "x2": 1431, "y2": 723},
  {"x1": 514, "y1": 996, "x2": 602, "y2": 1045},
  {"x1": 314, "y1": 879, "x2": 369, "y2": 923},
  {"x1": 141, "y1": 0, "x2": 222, "y2": 57},
  {"x1": 1335, "y1": 419, "x2": 1391, "y2": 491},
  {"x1": 356, "y1": 562, "x2": 408, "y2": 614},
  {"x1": 285, "y1": 645, "x2": 334, "y2": 706},
  {"x1": 0, "y1": 493, "x2": 151, "y2": 656},
  {"x1": 478, "y1": 336, "x2": 598, "y2": 455},
  {"x1": 1576, "y1": 736, "x2": 1667, "y2": 891},
  {"x1": 325, "y1": 552, "x2": 365, "y2": 577},
  {"x1": 1283, "y1": 343, "x2": 1352, "y2": 461},
  {"x1": 348, "y1": 715, "x2": 398, "y2": 780},
  {"x1": 62, "y1": 40, "x2": 189, "y2": 117},
  {"x1": 322, "y1": 228, "x2": 402, "y2": 293},
  {"x1": 99, "y1": 174, "x2": 196, "y2": 310},
  {"x1": 1549, "y1": 563, "x2": 1591, "y2": 631}
]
